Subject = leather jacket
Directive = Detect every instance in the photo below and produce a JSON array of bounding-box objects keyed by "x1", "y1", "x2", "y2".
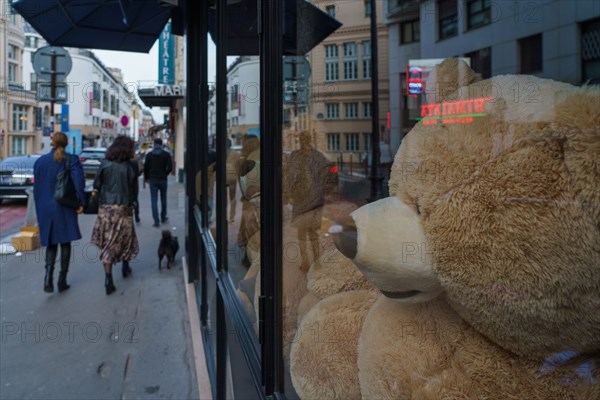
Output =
[{"x1": 93, "y1": 160, "x2": 138, "y2": 206}]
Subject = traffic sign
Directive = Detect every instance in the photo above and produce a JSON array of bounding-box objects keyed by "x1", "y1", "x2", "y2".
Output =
[
  {"x1": 121, "y1": 115, "x2": 129, "y2": 127},
  {"x1": 32, "y1": 46, "x2": 72, "y2": 82}
]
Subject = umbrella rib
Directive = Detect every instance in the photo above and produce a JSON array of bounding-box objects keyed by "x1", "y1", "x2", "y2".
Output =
[{"x1": 117, "y1": 8, "x2": 172, "y2": 49}]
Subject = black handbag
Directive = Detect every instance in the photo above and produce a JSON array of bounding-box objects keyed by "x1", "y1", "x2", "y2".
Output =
[
  {"x1": 54, "y1": 154, "x2": 80, "y2": 209},
  {"x1": 83, "y1": 190, "x2": 99, "y2": 214}
]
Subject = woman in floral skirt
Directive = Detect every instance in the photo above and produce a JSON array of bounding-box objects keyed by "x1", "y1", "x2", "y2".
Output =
[{"x1": 91, "y1": 135, "x2": 139, "y2": 295}]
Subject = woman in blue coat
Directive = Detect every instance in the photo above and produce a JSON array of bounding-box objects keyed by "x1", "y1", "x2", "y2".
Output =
[{"x1": 33, "y1": 132, "x2": 85, "y2": 294}]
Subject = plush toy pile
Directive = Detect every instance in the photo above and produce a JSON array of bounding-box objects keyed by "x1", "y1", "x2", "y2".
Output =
[{"x1": 289, "y1": 58, "x2": 600, "y2": 399}]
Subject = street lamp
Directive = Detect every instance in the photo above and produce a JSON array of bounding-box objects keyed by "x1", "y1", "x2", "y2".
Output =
[{"x1": 368, "y1": 0, "x2": 383, "y2": 202}]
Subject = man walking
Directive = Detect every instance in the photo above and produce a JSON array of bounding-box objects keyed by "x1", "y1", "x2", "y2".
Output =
[{"x1": 144, "y1": 138, "x2": 172, "y2": 227}]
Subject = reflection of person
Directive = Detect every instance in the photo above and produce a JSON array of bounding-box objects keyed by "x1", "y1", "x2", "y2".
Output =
[
  {"x1": 195, "y1": 149, "x2": 217, "y2": 220},
  {"x1": 144, "y1": 138, "x2": 172, "y2": 227},
  {"x1": 285, "y1": 131, "x2": 332, "y2": 271},
  {"x1": 33, "y1": 132, "x2": 85, "y2": 293},
  {"x1": 226, "y1": 139, "x2": 240, "y2": 222},
  {"x1": 91, "y1": 136, "x2": 139, "y2": 295},
  {"x1": 237, "y1": 135, "x2": 260, "y2": 251}
]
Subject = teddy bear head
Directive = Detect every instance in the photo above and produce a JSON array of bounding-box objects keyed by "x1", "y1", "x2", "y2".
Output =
[{"x1": 336, "y1": 58, "x2": 600, "y2": 359}]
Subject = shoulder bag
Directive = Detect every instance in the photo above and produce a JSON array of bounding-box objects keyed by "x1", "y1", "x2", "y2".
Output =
[
  {"x1": 83, "y1": 190, "x2": 99, "y2": 214},
  {"x1": 54, "y1": 154, "x2": 80, "y2": 209}
]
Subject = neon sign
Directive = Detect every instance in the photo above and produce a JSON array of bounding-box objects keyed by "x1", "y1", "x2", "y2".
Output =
[{"x1": 418, "y1": 97, "x2": 492, "y2": 125}]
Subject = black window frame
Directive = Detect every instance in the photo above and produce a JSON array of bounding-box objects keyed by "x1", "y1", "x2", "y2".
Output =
[
  {"x1": 400, "y1": 19, "x2": 420, "y2": 44},
  {"x1": 466, "y1": 0, "x2": 491, "y2": 30},
  {"x1": 438, "y1": 0, "x2": 458, "y2": 40},
  {"x1": 519, "y1": 33, "x2": 543, "y2": 74}
]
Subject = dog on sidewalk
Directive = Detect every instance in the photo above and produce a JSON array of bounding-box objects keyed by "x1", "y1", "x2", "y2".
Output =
[{"x1": 158, "y1": 230, "x2": 179, "y2": 270}]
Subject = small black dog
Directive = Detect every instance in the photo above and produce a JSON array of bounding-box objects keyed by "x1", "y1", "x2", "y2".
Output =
[{"x1": 158, "y1": 230, "x2": 179, "y2": 270}]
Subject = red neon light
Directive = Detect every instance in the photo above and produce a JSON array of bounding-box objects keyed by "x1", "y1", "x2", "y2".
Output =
[
  {"x1": 329, "y1": 165, "x2": 339, "y2": 174},
  {"x1": 420, "y1": 97, "x2": 492, "y2": 125}
]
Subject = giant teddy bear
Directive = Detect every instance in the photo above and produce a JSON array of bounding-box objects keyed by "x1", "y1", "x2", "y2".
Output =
[{"x1": 289, "y1": 58, "x2": 600, "y2": 399}]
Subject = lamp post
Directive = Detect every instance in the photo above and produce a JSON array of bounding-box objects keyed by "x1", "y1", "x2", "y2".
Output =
[{"x1": 368, "y1": 0, "x2": 383, "y2": 202}]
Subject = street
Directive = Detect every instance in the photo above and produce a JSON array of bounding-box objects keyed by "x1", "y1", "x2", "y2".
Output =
[{"x1": 0, "y1": 200, "x2": 27, "y2": 241}]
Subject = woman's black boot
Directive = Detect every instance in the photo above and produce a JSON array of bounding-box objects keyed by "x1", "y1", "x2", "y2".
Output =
[
  {"x1": 105, "y1": 273, "x2": 116, "y2": 295},
  {"x1": 44, "y1": 266, "x2": 55, "y2": 293},
  {"x1": 122, "y1": 260, "x2": 132, "y2": 278},
  {"x1": 44, "y1": 245, "x2": 58, "y2": 293},
  {"x1": 57, "y1": 243, "x2": 71, "y2": 292}
]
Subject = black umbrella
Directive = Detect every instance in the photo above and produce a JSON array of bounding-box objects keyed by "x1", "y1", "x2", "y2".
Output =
[
  {"x1": 11, "y1": 0, "x2": 175, "y2": 53},
  {"x1": 208, "y1": 0, "x2": 343, "y2": 56},
  {"x1": 12, "y1": 0, "x2": 341, "y2": 55}
]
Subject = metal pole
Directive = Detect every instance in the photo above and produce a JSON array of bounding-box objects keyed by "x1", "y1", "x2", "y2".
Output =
[
  {"x1": 368, "y1": 0, "x2": 382, "y2": 202},
  {"x1": 50, "y1": 51, "x2": 56, "y2": 133}
]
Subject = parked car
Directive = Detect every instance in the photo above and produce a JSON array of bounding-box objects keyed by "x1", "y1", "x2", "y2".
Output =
[
  {"x1": 79, "y1": 147, "x2": 107, "y2": 179},
  {"x1": 0, "y1": 154, "x2": 41, "y2": 204}
]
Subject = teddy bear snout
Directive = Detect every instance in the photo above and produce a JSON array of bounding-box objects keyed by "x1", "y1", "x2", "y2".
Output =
[{"x1": 330, "y1": 224, "x2": 358, "y2": 260}]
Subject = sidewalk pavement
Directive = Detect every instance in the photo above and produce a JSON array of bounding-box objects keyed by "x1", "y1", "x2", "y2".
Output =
[{"x1": 0, "y1": 176, "x2": 206, "y2": 400}]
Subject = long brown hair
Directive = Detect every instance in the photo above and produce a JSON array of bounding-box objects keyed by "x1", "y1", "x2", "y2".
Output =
[{"x1": 51, "y1": 132, "x2": 68, "y2": 162}]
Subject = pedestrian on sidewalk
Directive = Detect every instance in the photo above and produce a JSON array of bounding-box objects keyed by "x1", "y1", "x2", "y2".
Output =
[
  {"x1": 33, "y1": 131, "x2": 85, "y2": 293},
  {"x1": 91, "y1": 135, "x2": 139, "y2": 295},
  {"x1": 143, "y1": 138, "x2": 172, "y2": 227},
  {"x1": 130, "y1": 151, "x2": 144, "y2": 223}
]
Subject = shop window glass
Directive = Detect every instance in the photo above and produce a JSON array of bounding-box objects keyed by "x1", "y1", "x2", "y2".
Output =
[{"x1": 520, "y1": 33, "x2": 542, "y2": 74}]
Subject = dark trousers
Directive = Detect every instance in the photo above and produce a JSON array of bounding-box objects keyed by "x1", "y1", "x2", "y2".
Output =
[{"x1": 149, "y1": 180, "x2": 168, "y2": 224}]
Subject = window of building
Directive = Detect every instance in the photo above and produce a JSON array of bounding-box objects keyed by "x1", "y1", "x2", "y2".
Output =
[
  {"x1": 102, "y1": 89, "x2": 109, "y2": 112},
  {"x1": 326, "y1": 103, "x2": 339, "y2": 119},
  {"x1": 345, "y1": 103, "x2": 359, "y2": 119},
  {"x1": 365, "y1": 0, "x2": 371, "y2": 18},
  {"x1": 362, "y1": 41, "x2": 371, "y2": 79},
  {"x1": 325, "y1": 44, "x2": 339, "y2": 81},
  {"x1": 363, "y1": 102, "x2": 372, "y2": 118},
  {"x1": 520, "y1": 34, "x2": 543, "y2": 74},
  {"x1": 345, "y1": 133, "x2": 359, "y2": 151},
  {"x1": 12, "y1": 105, "x2": 28, "y2": 131},
  {"x1": 26, "y1": 36, "x2": 38, "y2": 48},
  {"x1": 465, "y1": 47, "x2": 492, "y2": 79},
  {"x1": 438, "y1": 0, "x2": 458, "y2": 40},
  {"x1": 467, "y1": 0, "x2": 491, "y2": 30},
  {"x1": 35, "y1": 107, "x2": 43, "y2": 130},
  {"x1": 401, "y1": 19, "x2": 420, "y2": 44},
  {"x1": 8, "y1": 63, "x2": 17, "y2": 82},
  {"x1": 30, "y1": 73, "x2": 38, "y2": 92},
  {"x1": 10, "y1": 13, "x2": 17, "y2": 26},
  {"x1": 343, "y1": 42, "x2": 358, "y2": 80},
  {"x1": 581, "y1": 17, "x2": 600, "y2": 84},
  {"x1": 8, "y1": 44, "x2": 17, "y2": 60},
  {"x1": 363, "y1": 133, "x2": 371, "y2": 152},
  {"x1": 326, "y1": 5, "x2": 335, "y2": 18},
  {"x1": 327, "y1": 133, "x2": 340, "y2": 151},
  {"x1": 11, "y1": 137, "x2": 26, "y2": 156}
]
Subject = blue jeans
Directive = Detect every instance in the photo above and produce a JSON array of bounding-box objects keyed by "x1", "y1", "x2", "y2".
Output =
[{"x1": 149, "y1": 180, "x2": 168, "y2": 224}]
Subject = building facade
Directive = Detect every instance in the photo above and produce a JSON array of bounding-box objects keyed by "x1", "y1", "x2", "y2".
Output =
[
  {"x1": 385, "y1": 0, "x2": 600, "y2": 153},
  {"x1": 309, "y1": 0, "x2": 390, "y2": 167},
  {"x1": 0, "y1": 4, "x2": 43, "y2": 159}
]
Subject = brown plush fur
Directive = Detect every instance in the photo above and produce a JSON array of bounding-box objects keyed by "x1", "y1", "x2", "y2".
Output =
[
  {"x1": 391, "y1": 74, "x2": 600, "y2": 358},
  {"x1": 290, "y1": 59, "x2": 600, "y2": 399}
]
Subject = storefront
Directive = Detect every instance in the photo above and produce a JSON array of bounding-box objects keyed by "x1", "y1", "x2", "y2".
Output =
[{"x1": 13, "y1": 0, "x2": 600, "y2": 398}]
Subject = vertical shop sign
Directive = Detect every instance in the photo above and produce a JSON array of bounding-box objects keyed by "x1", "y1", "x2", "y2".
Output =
[{"x1": 158, "y1": 20, "x2": 175, "y2": 84}]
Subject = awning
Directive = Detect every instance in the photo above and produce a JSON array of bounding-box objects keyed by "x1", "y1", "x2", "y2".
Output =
[{"x1": 12, "y1": 0, "x2": 176, "y2": 53}]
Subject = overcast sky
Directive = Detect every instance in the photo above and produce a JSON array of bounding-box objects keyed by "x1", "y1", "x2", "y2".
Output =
[{"x1": 93, "y1": 39, "x2": 217, "y2": 123}]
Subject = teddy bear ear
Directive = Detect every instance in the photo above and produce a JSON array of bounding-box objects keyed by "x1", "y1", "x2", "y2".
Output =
[{"x1": 424, "y1": 57, "x2": 481, "y2": 103}]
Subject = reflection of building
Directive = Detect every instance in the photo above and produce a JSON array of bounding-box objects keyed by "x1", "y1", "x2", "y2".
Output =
[
  {"x1": 309, "y1": 0, "x2": 390, "y2": 165},
  {"x1": 0, "y1": 6, "x2": 43, "y2": 158},
  {"x1": 384, "y1": 0, "x2": 600, "y2": 154},
  {"x1": 226, "y1": 56, "x2": 260, "y2": 144}
]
